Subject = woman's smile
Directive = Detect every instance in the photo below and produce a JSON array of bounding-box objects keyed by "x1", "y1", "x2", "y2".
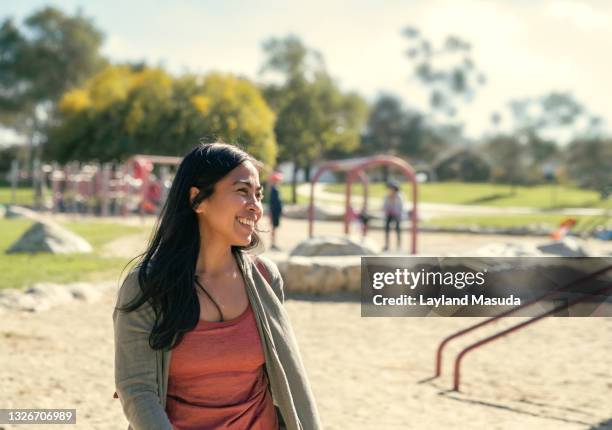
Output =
[{"x1": 236, "y1": 216, "x2": 256, "y2": 232}]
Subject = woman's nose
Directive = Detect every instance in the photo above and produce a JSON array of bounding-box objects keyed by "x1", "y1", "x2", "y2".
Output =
[{"x1": 246, "y1": 195, "x2": 262, "y2": 213}]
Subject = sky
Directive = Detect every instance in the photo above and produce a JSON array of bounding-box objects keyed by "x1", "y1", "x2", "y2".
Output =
[{"x1": 2, "y1": 0, "x2": 611, "y2": 143}]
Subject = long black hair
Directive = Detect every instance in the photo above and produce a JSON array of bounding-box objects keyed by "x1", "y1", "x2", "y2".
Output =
[{"x1": 116, "y1": 142, "x2": 266, "y2": 351}]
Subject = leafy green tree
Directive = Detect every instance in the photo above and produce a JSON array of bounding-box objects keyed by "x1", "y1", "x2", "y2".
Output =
[
  {"x1": 403, "y1": 27, "x2": 485, "y2": 125},
  {"x1": 434, "y1": 149, "x2": 491, "y2": 182},
  {"x1": 260, "y1": 35, "x2": 367, "y2": 202},
  {"x1": 483, "y1": 135, "x2": 529, "y2": 189},
  {"x1": 489, "y1": 92, "x2": 602, "y2": 183},
  {"x1": 566, "y1": 137, "x2": 612, "y2": 199},
  {"x1": 0, "y1": 6, "x2": 107, "y2": 168},
  {"x1": 48, "y1": 65, "x2": 277, "y2": 166},
  {"x1": 506, "y1": 92, "x2": 598, "y2": 140},
  {"x1": 362, "y1": 95, "x2": 408, "y2": 157}
]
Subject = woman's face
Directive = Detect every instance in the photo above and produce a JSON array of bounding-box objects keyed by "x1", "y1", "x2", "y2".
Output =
[{"x1": 190, "y1": 161, "x2": 264, "y2": 247}]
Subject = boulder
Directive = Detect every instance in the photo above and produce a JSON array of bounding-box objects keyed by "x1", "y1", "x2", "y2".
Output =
[
  {"x1": 457, "y1": 242, "x2": 543, "y2": 257},
  {"x1": 537, "y1": 237, "x2": 592, "y2": 257},
  {"x1": 455, "y1": 238, "x2": 593, "y2": 258},
  {"x1": 290, "y1": 235, "x2": 380, "y2": 257},
  {"x1": 6, "y1": 220, "x2": 93, "y2": 254},
  {"x1": 4, "y1": 205, "x2": 40, "y2": 220},
  {"x1": 278, "y1": 256, "x2": 361, "y2": 294}
]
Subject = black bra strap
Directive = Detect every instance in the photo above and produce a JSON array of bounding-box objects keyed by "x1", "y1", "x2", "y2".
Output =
[{"x1": 194, "y1": 277, "x2": 224, "y2": 322}]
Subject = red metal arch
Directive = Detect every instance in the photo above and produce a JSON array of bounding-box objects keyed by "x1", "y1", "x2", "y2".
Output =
[{"x1": 308, "y1": 155, "x2": 418, "y2": 254}]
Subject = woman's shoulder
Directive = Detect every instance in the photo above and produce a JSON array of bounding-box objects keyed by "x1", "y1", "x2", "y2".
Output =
[
  {"x1": 248, "y1": 253, "x2": 284, "y2": 303},
  {"x1": 116, "y1": 263, "x2": 150, "y2": 307},
  {"x1": 254, "y1": 255, "x2": 281, "y2": 278}
]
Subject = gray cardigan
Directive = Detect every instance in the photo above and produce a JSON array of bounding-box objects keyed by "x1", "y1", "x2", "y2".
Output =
[{"x1": 113, "y1": 251, "x2": 322, "y2": 430}]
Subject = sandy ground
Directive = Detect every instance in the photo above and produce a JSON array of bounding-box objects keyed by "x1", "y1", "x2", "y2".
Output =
[{"x1": 1, "y1": 216, "x2": 612, "y2": 430}]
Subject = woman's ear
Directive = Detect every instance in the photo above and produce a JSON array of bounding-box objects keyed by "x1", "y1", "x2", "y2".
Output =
[{"x1": 190, "y1": 187, "x2": 202, "y2": 212}]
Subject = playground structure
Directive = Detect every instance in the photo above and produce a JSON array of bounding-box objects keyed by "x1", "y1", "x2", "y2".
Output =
[
  {"x1": 308, "y1": 155, "x2": 419, "y2": 254},
  {"x1": 9, "y1": 155, "x2": 182, "y2": 217},
  {"x1": 432, "y1": 263, "x2": 612, "y2": 391}
]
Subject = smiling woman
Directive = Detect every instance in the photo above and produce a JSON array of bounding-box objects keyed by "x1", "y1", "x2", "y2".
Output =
[{"x1": 113, "y1": 142, "x2": 322, "y2": 430}]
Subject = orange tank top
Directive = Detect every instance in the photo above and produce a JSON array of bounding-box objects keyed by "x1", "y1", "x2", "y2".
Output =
[{"x1": 165, "y1": 304, "x2": 279, "y2": 430}]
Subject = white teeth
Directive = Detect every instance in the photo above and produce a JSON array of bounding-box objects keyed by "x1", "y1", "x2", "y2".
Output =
[{"x1": 237, "y1": 217, "x2": 254, "y2": 227}]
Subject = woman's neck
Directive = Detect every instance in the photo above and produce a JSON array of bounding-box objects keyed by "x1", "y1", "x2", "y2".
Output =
[{"x1": 195, "y1": 241, "x2": 237, "y2": 278}]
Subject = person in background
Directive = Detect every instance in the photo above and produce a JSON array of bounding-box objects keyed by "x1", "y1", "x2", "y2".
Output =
[
  {"x1": 383, "y1": 180, "x2": 405, "y2": 251},
  {"x1": 268, "y1": 171, "x2": 284, "y2": 251}
]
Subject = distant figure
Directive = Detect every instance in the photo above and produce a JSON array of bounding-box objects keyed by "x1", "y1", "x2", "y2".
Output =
[
  {"x1": 357, "y1": 210, "x2": 372, "y2": 238},
  {"x1": 383, "y1": 180, "x2": 405, "y2": 251},
  {"x1": 550, "y1": 217, "x2": 577, "y2": 240},
  {"x1": 268, "y1": 171, "x2": 284, "y2": 251}
]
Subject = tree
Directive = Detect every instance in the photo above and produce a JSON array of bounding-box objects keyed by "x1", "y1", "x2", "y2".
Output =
[
  {"x1": 487, "y1": 92, "x2": 604, "y2": 184},
  {"x1": 566, "y1": 137, "x2": 612, "y2": 199},
  {"x1": 403, "y1": 27, "x2": 485, "y2": 125},
  {"x1": 434, "y1": 149, "x2": 491, "y2": 182},
  {"x1": 483, "y1": 135, "x2": 529, "y2": 188},
  {"x1": 362, "y1": 95, "x2": 408, "y2": 157},
  {"x1": 48, "y1": 65, "x2": 278, "y2": 166},
  {"x1": 260, "y1": 35, "x2": 368, "y2": 203},
  {"x1": 506, "y1": 92, "x2": 600, "y2": 144},
  {"x1": 0, "y1": 7, "x2": 107, "y2": 169}
]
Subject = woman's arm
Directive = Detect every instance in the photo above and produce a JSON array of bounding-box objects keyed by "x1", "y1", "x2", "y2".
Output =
[
  {"x1": 113, "y1": 270, "x2": 174, "y2": 430},
  {"x1": 256, "y1": 256, "x2": 285, "y2": 304}
]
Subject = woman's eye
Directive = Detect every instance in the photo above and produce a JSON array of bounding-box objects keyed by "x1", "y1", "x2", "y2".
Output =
[{"x1": 238, "y1": 189, "x2": 263, "y2": 200}]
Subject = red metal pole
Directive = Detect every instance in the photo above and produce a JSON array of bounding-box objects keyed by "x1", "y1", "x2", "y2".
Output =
[
  {"x1": 453, "y1": 283, "x2": 612, "y2": 391},
  {"x1": 308, "y1": 180, "x2": 315, "y2": 238},
  {"x1": 411, "y1": 180, "x2": 418, "y2": 255},
  {"x1": 434, "y1": 263, "x2": 612, "y2": 378},
  {"x1": 344, "y1": 173, "x2": 354, "y2": 235}
]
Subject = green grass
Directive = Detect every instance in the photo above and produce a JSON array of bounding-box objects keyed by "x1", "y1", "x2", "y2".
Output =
[
  {"x1": 421, "y1": 213, "x2": 612, "y2": 230},
  {"x1": 0, "y1": 218, "x2": 150, "y2": 290},
  {"x1": 324, "y1": 182, "x2": 611, "y2": 209},
  {"x1": 0, "y1": 187, "x2": 34, "y2": 206},
  {"x1": 277, "y1": 184, "x2": 338, "y2": 206},
  {"x1": 9, "y1": 183, "x2": 607, "y2": 210}
]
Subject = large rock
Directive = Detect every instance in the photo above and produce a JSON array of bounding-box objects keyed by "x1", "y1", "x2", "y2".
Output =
[
  {"x1": 290, "y1": 235, "x2": 380, "y2": 257},
  {"x1": 4, "y1": 205, "x2": 39, "y2": 220},
  {"x1": 6, "y1": 220, "x2": 93, "y2": 254},
  {"x1": 453, "y1": 238, "x2": 593, "y2": 257},
  {"x1": 278, "y1": 256, "x2": 361, "y2": 294},
  {"x1": 537, "y1": 237, "x2": 592, "y2": 257},
  {"x1": 456, "y1": 242, "x2": 543, "y2": 257}
]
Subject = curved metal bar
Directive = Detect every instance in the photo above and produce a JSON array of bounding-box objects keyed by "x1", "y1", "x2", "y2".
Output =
[
  {"x1": 453, "y1": 283, "x2": 612, "y2": 391},
  {"x1": 434, "y1": 264, "x2": 612, "y2": 378}
]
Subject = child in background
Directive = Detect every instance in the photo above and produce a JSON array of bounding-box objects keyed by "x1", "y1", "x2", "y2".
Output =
[
  {"x1": 268, "y1": 171, "x2": 284, "y2": 251},
  {"x1": 383, "y1": 180, "x2": 405, "y2": 251}
]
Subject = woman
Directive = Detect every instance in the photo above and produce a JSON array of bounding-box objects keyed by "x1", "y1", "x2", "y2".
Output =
[{"x1": 113, "y1": 142, "x2": 322, "y2": 430}]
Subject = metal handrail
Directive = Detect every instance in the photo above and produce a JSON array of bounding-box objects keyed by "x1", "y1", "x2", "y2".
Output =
[
  {"x1": 452, "y1": 282, "x2": 612, "y2": 391},
  {"x1": 434, "y1": 264, "x2": 612, "y2": 378}
]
